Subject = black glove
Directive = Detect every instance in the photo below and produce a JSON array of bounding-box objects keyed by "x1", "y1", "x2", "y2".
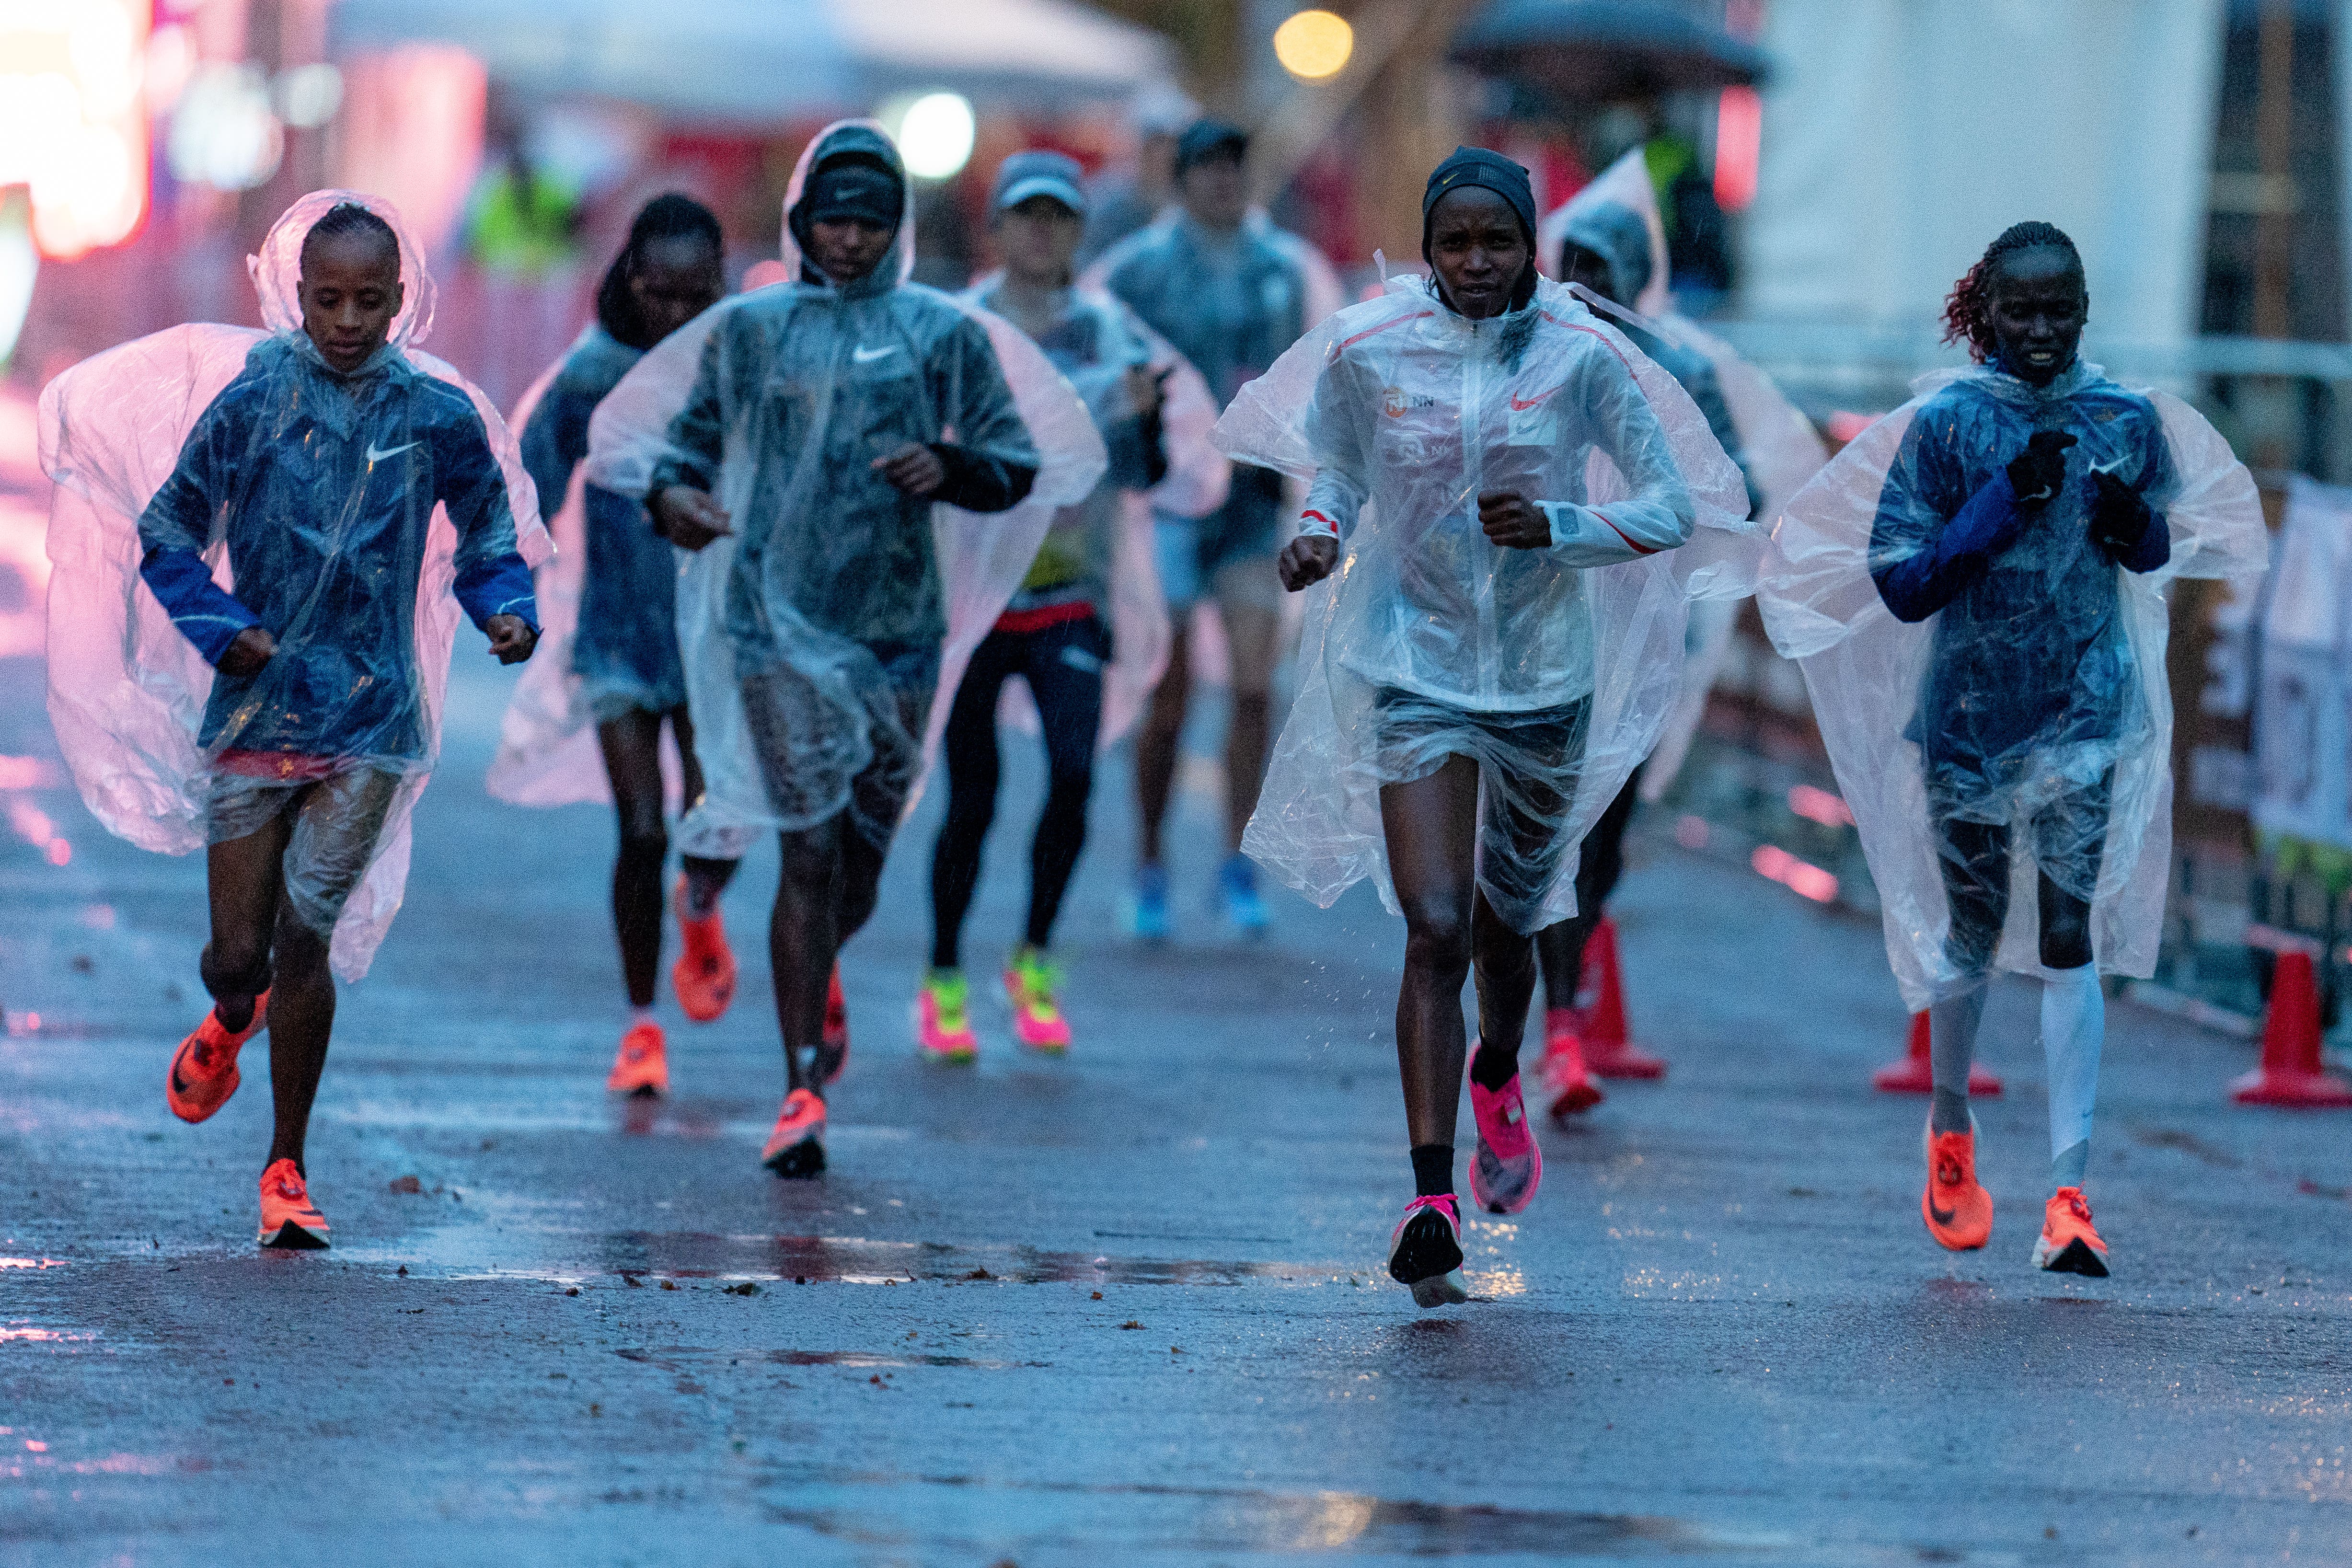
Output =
[
  {"x1": 2087, "y1": 467, "x2": 2154, "y2": 558},
  {"x1": 2004, "y1": 429, "x2": 2077, "y2": 506}
]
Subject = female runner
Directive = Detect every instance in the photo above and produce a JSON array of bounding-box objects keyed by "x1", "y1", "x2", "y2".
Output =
[{"x1": 1219, "y1": 149, "x2": 1747, "y2": 1306}]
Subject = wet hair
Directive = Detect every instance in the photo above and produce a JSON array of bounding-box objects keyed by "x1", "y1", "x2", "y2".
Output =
[
  {"x1": 300, "y1": 201, "x2": 400, "y2": 270},
  {"x1": 595, "y1": 193, "x2": 724, "y2": 349},
  {"x1": 1941, "y1": 221, "x2": 2083, "y2": 364}
]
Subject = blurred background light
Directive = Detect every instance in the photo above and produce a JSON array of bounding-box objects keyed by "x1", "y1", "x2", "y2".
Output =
[
  {"x1": 895, "y1": 91, "x2": 975, "y2": 182},
  {"x1": 276, "y1": 62, "x2": 344, "y2": 131},
  {"x1": 0, "y1": 188, "x2": 34, "y2": 368},
  {"x1": 0, "y1": 0, "x2": 150, "y2": 259},
  {"x1": 168, "y1": 63, "x2": 283, "y2": 192},
  {"x1": 1273, "y1": 9, "x2": 1353, "y2": 81}
]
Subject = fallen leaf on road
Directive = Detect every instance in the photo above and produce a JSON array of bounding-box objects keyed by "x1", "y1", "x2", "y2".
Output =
[
  {"x1": 1118, "y1": 1321, "x2": 1144, "y2": 1330},
  {"x1": 388, "y1": 1176, "x2": 422, "y2": 1194},
  {"x1": 724, "y1": 1282, "x2": 760, "y2": 1296}
]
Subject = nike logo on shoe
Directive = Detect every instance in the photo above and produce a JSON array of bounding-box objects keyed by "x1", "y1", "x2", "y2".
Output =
[
  {"x1": 1927, "y1": 1198, "x2": 1956, "y2": 1225},
  {"x1": 852, "y1": 346, "x2": 897, "y2": 364},
  {"x1": 366, "y1": 441, "x2": 421, "y2": 463}
]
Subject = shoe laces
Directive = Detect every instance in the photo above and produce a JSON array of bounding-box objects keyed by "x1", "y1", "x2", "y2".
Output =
[
  {"x1": 2054, "y1": 1187, "x2": 2093, "y2": 1224},
  {"x1": 1010, "y1": 950, "x2": 1061, "y2": 1002},
  {"x1": 1404, "y1": 1193, "x2": 1459, "y2": 1228},
  {"x1": 1934, "y1": 1152, "x2": 1965, "y2": 1187}
]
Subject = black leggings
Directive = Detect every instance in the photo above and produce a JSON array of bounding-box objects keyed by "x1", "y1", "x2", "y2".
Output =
[
  {"x1": 1935, "y1": 775, "x2": 2111, "y2": 975},
  {"x1": 930, "y1": 614, "x2": 1108, "y2": 969},
  {"x1": 1535, "y1": 766, "x2": 1644, "y2": 1010}
]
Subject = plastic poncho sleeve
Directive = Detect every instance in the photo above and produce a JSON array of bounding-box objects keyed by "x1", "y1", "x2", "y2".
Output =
[
  {"x1": 135, "y1": 395, "x2": 263, "y2": 664},
  {"x1": 646, "y1": 329, "x2": 727, "y2": 498},
  {"x1": 1296, "y1": 355, "x2": 1374, "y2": 540},
  {"x1": 924, "y1": 313, "x2": 1039, "y2": 512},
  {"x1": 1870, "y1": 430, "x2": 2028, "y2": 625},
  {"x1": 438, "y1": 399, "x2": 540, "y2": 630},
  {"x1": 1538, "y1": 337, "x2": 1698, "y2": 566}
]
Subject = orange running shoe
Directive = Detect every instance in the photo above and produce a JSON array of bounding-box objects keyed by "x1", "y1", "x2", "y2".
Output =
[
  {"x1": 818, "y1": 963, "x2": 850, "y2": 1085},
  {"x1": 1922, "y1": 1122, "x2": 1993, "y2": 1251},
  {"x1": 1542, "y1": 1011, "x2": 1603, "y2": 1119},
  {"x1": 2031, "y1": 1186, "x2": 2110, "y2": 1277},
  {"x1": 607, "y1": 1019, "x2": 669, "y2": 1096},
  {"x1": 761, "y1": 1087, "x2": 826, "y2": 1177},
  {"x1": 257, "y1": 1158, "x2": 330, "y2": 1249},
  {"x1": 671, "y1": 877, "x2": 737, "y2": 1023},
  {"x1": 166, "y1": 991, "x2": 270, "y2": 1125}
]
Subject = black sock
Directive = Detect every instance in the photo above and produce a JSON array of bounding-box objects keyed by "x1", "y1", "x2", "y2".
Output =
[
  {"x1": 1468, "y1": 1037, "x2": 1520, "y2": 1091},
  {"x1": 1410, "y1": 1143, "x2": 1454, "y2": 1197}
]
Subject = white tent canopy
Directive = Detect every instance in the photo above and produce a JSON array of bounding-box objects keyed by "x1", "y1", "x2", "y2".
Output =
[
  {"x1": 1741, "y1": 0, "x2": 2224, "y2": 348},
  {"x1": 331, "y1": 0, "x2": 1177, "y2": 120}
]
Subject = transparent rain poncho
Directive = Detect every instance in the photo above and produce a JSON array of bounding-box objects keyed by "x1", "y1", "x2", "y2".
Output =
[
  {"x1": 38, "y1": 189, "x2": 549, "y2": 979},
  {"x1": 1541, "y1": 148, "x2": 1828, "y2": 795},
  {"x1": 1759, "y1": 363, "x2": 2264, "y2": 1007},
  {"x1": 958, "y1": 272, "x2": 1228, "y2": 746},
  {"x1": 1220, "y1": 273, "x2": 1751, "y2": 932},
  {"x1": 586, "y1": 122, "x2": 1106, "y2": 858},
  {"x1": 486, "y1": 326, "x2": 693, "y2": 810}
]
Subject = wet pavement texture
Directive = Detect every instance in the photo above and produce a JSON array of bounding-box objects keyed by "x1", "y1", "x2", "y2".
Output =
[{"x1": 6, "y1": 635, "x2": 2352, "y2": 1567}]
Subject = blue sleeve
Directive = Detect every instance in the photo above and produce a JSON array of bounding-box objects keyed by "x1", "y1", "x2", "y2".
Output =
[
  {"x1": 2115, "y1": 408, "x2": 2176, "y2": 575},
  {"x1": 435, "y1": 401, "x2": 540, "y2": 633},
  {"x1": 135, "y1": 393, "x2": 262, "y2": 666},
  {"x1": 929, "y1": 315, "x2": 1040, "y2": 514},
  {"x1": 1870, "y1": 419, "x2": 2023, "y2": 623}
]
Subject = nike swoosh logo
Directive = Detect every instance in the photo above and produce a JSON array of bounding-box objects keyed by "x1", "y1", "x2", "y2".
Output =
[
  {"x1": 366, "y1": 441, "x2": 420, "y2": 463},
  {"x1": 1510, "y1": 389, "x2": 1557, "y2": 411},
  {"x1": 1927, "y1": 1198, "x2": 1956, "y2": 1225},
  {"x1": 852, "y1": 346, "x2": 897, "y2": 364}
]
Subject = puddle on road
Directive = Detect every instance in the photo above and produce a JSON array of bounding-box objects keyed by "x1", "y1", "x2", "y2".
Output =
[
  {"x1": 346, "y1": 1227, "x2": 1357, "y2": 1290},
  {"x1": 753, "y1": 1473, "x2": 1826, "y2": 1558},
  {"x1": 620, "y1": 1347, "x2": 1048, "y2": 1372}
]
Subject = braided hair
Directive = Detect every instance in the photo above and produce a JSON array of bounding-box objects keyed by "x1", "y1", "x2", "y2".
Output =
[
  {"x1": 1940, "y1": 221, "x2": 2082, "y2": 364},
  {"x1": 301, "y1": 200, "x2": 400, "y2": 265},
  {"x1": 595, "y1": 193, "x2": 724, "y2": 349}
]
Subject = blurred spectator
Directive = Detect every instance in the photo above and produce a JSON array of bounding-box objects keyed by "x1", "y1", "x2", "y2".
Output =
[
  {"x1": 1079, "y1": 84, "x2": 1197, "y2": 267},
  {"x1": 466, "y1": 140, "x2": 583, "y2": 280}
]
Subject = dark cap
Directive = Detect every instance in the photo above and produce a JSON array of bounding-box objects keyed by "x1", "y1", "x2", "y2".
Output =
[
  {"x1": 1422, "y1": 147, "x2": 1536, "y2": 249},
  {"x1": 1176, "y1": 119, "x2": 1249, "y2": 174},
  {"x1": 991, "y1": 150, "x2": 1089, "y2": 217}
]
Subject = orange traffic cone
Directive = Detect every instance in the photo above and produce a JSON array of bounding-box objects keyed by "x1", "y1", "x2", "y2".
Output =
[
  {"x1": 1575, "y1": 916, "x2": 1666, "y2": 1079},
  {"x1": 1872, "y1": 1010, "x2": 2003, "y2": 1095},
  {"x1": 2230, "y1": 951, "x2": 2352, "y2": 1107}
]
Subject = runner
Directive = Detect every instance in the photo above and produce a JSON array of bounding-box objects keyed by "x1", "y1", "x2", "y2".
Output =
[
  {"x1": 1759, "y1": 221, "x2": 2264, "y2": 1274},
  {"x1": 1530, "y1": 150, "x2": 1827, "y2": 1117},
  {"x1": 586, "y1": 122, "x2": 1103, "y2": 1176},
  {"x1": 1218, "y1": 149, "x2": 1747, "y2": 1307},
  {"x1": 38, "y1": 191, "x2": 546, "y2": 1249},
  {"x1": 919, "y1": 151, "x2": 1221, "y2": 1060},
  {"x1": 489, "y1": 194, "x2": 736, "y2": 1099},
  {"x1": 1091, "y1": 118, "x2": 1342, "y2": 940}
]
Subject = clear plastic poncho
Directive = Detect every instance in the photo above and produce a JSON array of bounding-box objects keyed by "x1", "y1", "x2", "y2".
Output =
[
  {"x1": 1758, "y1": 363, "x2": 2264, "y2": 1008},
  {"x1": 585, "y1": 122, "x2": 1106, "y2": 859},
  {"x1": 1219, "y1": 273, "x2": 1751, "y2": 932},
  {"x1": 1541, "y1": 148, "x2": 1828, "y2": 796},
  {"x1": 957, "y1": 273, "x2": 1228, "y2": 747},
  {"x1": 38, "y1": 189, "x2": 549, "y2": 979}
]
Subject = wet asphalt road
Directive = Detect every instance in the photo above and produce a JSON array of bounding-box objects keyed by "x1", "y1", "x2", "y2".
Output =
[{"x1": 5, "y1": 634, "x2": 2352, "y2": 1567}]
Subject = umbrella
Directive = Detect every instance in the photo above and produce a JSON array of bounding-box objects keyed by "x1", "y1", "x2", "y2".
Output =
[
  {"x1": 332, "y1": 0, "x2": 1176, "y2": 122},
  {"x1": 1451, "y1": 0, "x2": 1769, "y2": 99}
]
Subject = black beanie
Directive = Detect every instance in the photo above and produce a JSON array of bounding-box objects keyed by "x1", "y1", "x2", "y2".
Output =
[{"x1": 1421, "y1": 147, "x2": 1536, "y2": 259}]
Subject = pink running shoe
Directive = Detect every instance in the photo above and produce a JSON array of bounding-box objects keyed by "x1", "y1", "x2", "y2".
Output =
[
  {"x1": 1003, "y1": 946, "x2": 1071, "y2": 1052},
  {"x1": 761, "y1": 1088, "x2": 826, "y2": 1177},
  {"x1": 913, "y1": 969, "x2": 979, "y2": 1063},
  {"x1": 1468, "y1": 1060, "x2": 1542, "y2": 1215},
  {"x1": 1386, "y1": 1193, "x2": 1468, "y2": 1309}
]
